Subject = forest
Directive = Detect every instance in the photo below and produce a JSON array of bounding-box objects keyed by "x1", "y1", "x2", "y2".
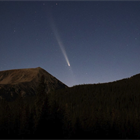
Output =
[{"x1": 0, "y1": 74, "x2": 140, "y2": 138}]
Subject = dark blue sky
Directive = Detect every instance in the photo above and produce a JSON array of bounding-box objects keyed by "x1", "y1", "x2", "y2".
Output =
[{"x1": 0, "y1": 1, "x2": 140, "y2": 87}]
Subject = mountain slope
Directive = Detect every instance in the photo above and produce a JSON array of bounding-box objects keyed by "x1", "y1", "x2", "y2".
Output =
[
  {"x1": 0, "y1": 67, "x2": 67, "y2": 100},
  {"x1": 46, "y1": 72, "x2": 140, "y2": 138}
]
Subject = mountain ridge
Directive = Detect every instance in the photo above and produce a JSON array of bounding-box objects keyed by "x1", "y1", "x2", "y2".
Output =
[
  {"x1": 0, "y1": 67, "x2": 67, "y2": 100},
  {"x1": 1, "y1": 67, "x2": 140, "y2": 86}
]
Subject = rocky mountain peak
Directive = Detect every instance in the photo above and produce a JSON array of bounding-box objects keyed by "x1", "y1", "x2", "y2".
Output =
[{"x1": 0, "y1": 67, "x2": 67, "y2": 101}]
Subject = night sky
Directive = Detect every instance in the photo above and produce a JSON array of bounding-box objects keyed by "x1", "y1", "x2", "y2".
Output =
[{"x1": 0, "y1": 1, "x2": 140, "y2": 87}]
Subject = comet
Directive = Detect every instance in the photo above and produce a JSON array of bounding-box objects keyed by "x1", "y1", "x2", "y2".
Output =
[
  {"x1": 46, "y1": 8, "x2": 77, "y2": 86},
  {"x1": 55, "y1": 32, "x2": 71, "y2": 67},
  {"x1": 49, "y1": 14, "x2": 71, "y2": 67}
]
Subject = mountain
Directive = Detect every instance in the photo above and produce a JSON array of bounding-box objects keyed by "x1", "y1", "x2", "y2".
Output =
[
  {"x1": 0, "y1": 67, "x2": 67, "y2": 101},
  {"x1": 1, "y1": 68, "x2": 140, "y2": 138},
  {"x1": 45, "y1": 72, "x2": 140, "y2": 139}
]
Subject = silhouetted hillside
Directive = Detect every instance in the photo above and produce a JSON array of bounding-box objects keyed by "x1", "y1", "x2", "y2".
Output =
[
  {"x1": 1, "y1": 68, "x2": 140, "y2": 138},
  {"x1": 47, "y1": 74, "x2": 140, "y2": 138}
]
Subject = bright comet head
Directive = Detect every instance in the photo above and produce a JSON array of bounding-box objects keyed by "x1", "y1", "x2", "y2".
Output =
[{"x1": 68, "y1": 63, "x2": 70, "y2": 66}]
